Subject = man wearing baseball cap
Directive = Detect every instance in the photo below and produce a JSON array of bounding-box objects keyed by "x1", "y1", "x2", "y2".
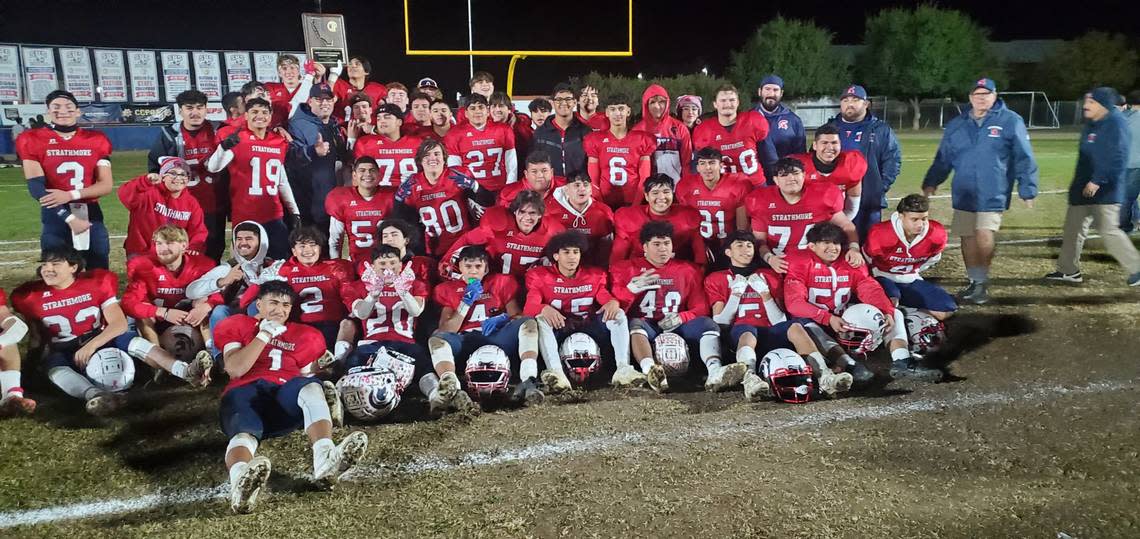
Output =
[
  {"x1": 287, "y1": 82, "x2": 344, "y2": 232},
  {"x1": 417, "y1": 77, "x2": 442, "y2": 100},
  {"x1": 923, "y1": 78, "x2": 1039, "y2": 304},
  {"x1": 754, "y1": 74, "x2": 806, "y2": 159}
]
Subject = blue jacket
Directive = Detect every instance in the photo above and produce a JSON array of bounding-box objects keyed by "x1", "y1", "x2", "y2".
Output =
[
  {"x1": 1071, "y1": 108, "x2": 1132, "y2": 206},
  {"x1": 287, "y1": 104, "x2": 343, "y2": 224},
  {"x1": 757, "y1": 103, "x2": 806, "y2": 159},
  {"x1": 828, "y1": 114, "x2": 901, "y2": 210},
  {"x1": 922, "y1": 101, "x2": 1039, "y2": 212}
]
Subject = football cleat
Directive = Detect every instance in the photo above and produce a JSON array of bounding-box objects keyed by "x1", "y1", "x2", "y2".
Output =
[
  {"x1": 539, "y1": 369, "x2": 573, "y2": 394},
  {"x1": 230, "y1": 456, "x2": 272, "y2": 514},
  {"x1": 428, "y1": 387, "x2": 449, "y2": 418},
  {"x1": 185, "y1": 350, "x2": 213, "y2": 388},
  {"x1": 322, "y1": 380, "x2": 344, "y2": 428},
  {"x1": 742, "y1": 372, "x2": 770, "y2": 402},
  {"x1": 646, "y1": 364, "x2": 669, "y2": 393},
  {"x1": 333, "y1": 431, "x2": 368, "y2": 482},
  {"x1": 817, "y1": 372, "x2": 854, "y2": 397},
  {"x1": 438, "y1": 371, "x2": 481, "y2": 416},
  {"x1": 848, "y1": 361, "x2": 874, "y2": 384},
  {"x1": 611, "y1": 366, "x2": 647, "y2": 388},
  {"x1": 85, "y1": 391, "x2": 125, "y2": 417},
  {"x1": 705, "y1": 362, "x2": 748, "y2": 392},
  {"x1": 0, "y1": 391, "x2": 36, "y2": 417},
  {"x1": 509, "y1": 377, "x2": 545, "y2": 407},
  {"x1": 1044, "y1": 271, "x2": 1083, "y2": 283},
  {"x1": 890, "y1": 359, "x2": 944, "y2": 382}
]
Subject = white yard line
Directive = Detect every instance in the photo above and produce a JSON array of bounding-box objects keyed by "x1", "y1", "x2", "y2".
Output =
[
  {"x1": 0, "y1": 380, "x2": 1129, "y2": 529},
  {"x1": 886, "y1": 188, "x2": 1066, "y2": 201}
]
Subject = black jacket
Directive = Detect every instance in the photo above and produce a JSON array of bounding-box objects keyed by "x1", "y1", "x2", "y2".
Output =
[{"x1": 533, "y1": 115, "x2": 592, "y2": 179}]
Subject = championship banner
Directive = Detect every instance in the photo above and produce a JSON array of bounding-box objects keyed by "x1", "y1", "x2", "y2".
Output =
[
  {"x1": 224, "y1": 51, "x2": 252, "y2": 92},
  {"x1": 121, "y1": 104, "x2": 174, "y2": 123},
  {"x1": 0, "y1": 45, "x2": 20, "y2": 102},
  {"x1": 160, "y1": 51, "x2": 191, "y2": 102},
  {"x1": 93, "y1": 49, "x2": 127, "y2": 103},
  {"x1": 21, "y1": 47, "x2": 57, "y2": 103},
  {"x1": 128, "y1": 50, "x2": 159, "y2": 102},
  {"x1": 253, "y1": 52, "x2": 279, "y2": 83},
  {"x1": 192, "y1": 51, "x2": 223, "y2": 100},
  {"x1": 302, "y1": 13, "x2": 348, "y2": 67},
  {"x1": 59, "y1": 47, "x2": 95, "y2": 102}
]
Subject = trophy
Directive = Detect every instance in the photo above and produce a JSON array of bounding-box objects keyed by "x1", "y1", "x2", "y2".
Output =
[{"x1": 302, "y1": 13, "x2": 349, "y2": 67}]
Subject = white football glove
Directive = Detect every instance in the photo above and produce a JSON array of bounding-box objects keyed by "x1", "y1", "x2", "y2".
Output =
[
  {"x1": 659, "y1": 313, "x2": 683, "y2": 331},
  {"x1": 255, "y1": 260, "x2": 287, "y2": 284},
  {"x1": 747, "y1": 274, "x2": 769, "y2": 295},
  {"x1": 729, "y1": 274, "x2": 748, "y2": 296},
  {"x1": 329, "y1": 60, "x2": 344, "y2": 81},
  {"x1": 257, "y1": 319, "x2": 287, "y2": 339},
  {"x1": 626, "y1": 275, "x2": 661, "y2": 294}
]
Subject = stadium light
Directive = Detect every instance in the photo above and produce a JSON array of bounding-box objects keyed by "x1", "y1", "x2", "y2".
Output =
[
  {"x1": 637, "y1": 72, "x2": 644, "y2": 80},
  {"x1": 701, "y1": 67, "x2": 708, "y2": 76}
]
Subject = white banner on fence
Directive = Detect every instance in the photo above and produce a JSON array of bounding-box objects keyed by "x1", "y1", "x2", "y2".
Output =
[
  {"x1": 93, "y1": 49, "x2": 127, "y2": 103},
  {"x1": 21, "y1": 47, "x2": 57, "y2": 103},
  {"x1": 128, "y1": 50, "x2": 159, "y2": 103},
  {"x1": 0, "y1": 45, "x2": 21, "y2": 102},
  {"x1": 160, "y1": 51, "x2": 191, "y2": 102},
  {"x1": 253, "y1": 52, "x2": 279, "y2": 83},
  {"x1": 193, "y1": 51, "x2": 222, "y2": 100},
  {"x1": 224, "y1": 52, "x2": 252, "y2": 92},
  {"x1": 59, "y1": 47, "x2": 95, "y2": 102}
]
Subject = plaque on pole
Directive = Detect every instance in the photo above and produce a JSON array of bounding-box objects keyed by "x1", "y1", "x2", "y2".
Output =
[{"x1": 302, "y1": 13, "x2": 348, "y2": 67}]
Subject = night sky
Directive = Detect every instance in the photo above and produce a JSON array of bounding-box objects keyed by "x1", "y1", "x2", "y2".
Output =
[{"x1": 1, "y1": 0, "x2": 1136, "y2": 96}]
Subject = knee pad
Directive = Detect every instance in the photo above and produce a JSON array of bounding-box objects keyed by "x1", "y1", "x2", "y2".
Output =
[
  {"x1": 297, "y1": 381, "x2": 331, "y2": 428},
  {"x1": 428, "y1": 336, "x2": 454, "y2": 367},
  {"x1": 519, "y1": 318, "x2": 538, "y2": 339},
  {"x1": 226, "y1": 433, "x2": 259, "y2": 456},
  {"x1": 126, "y1": 337, "x2": 155, "y2": 360}
]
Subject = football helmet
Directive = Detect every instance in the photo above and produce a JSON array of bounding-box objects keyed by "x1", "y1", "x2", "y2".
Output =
[
  {"x1": 759, "y1": 348, "x2": 813, "y2": 403},
  {"x1": 368, "y1": 346, "x2": 417, "y2": 392},
  {"x1": 559, "y1": 332, "x2": 601, "y2": 386},
  {"x1": 159, "y1": 325, "x2": 204, "y2": 363},
  {"x1": 336, "y1": 366, "x2": 401, "y2": 421},
  {"x1": 465, "y1": 345, "x2": 511, "y2": 399},
  {"x1": 654, "y1": 332, "x2": 689, "y2": 376},
  {"x1": 86, "y1": 348, "x2": 136, "y2": 392},
  {"x1": 837, "y1": 304, "x2": 888, "y2": 355},
  {"x1": 903, "y1": 309, "x2": 946, "y2": 356}
]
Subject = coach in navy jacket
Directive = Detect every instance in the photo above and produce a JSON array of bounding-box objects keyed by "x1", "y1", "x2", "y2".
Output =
[
  {"x1": 754, "y1": 75, "x2": 806, "y2": 159},
  {"x1": 287, "y1": 83, "x2": 344, "y2": 231},
  {"x1": 827, "y1": 85, "x2": 901, "y2": 242}
]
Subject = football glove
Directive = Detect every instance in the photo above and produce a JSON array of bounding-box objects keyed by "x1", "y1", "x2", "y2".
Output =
[
  {"x1": 659, "y1": 313, "x2": 683, "y2": 332},
  {"x1": 461, "y1": 278, "x2": 483, "y2": 306},
  {"x1": 257, "y1": 319, "x2": 287, "y2": 339},
  {"x1": 729, "y1": 274, "x2": 748, "y2": 296},
  {"x1": 481, "y1": 313, "x2": 509, "y2": 336},
  {"x1": 747, "y1": 274, "x2": 769, "y2": 294},
  {"x1": 220, "y1": 132, "x2": 241, "y2": 151}
]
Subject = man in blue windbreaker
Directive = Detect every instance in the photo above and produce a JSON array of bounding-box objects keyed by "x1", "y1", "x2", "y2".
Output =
[
  {"x1": 1046, "y1": 87, "x2": 1140, "y2": 287},
  {"x1": 923, "y1": 78, "x2": 1038, "y2": 305},
  {"x1": 755, "y1": 74, "x2": 805, "y2": 159},
  {"x1": 828, "y1": 85, "x2": 901, "y2": 243}
]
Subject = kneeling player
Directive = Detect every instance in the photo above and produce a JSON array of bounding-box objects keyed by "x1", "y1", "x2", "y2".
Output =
[
  {"x1": 705, "y1": 231, "x2": 851, "y2": 401},
  {"x1": 12, "y1": 249, "x2": 211, "y2": 416},
  {"x1": 214, "y1": 281, "x2": 368, "y2": 514},
  {"x1": 0, "y1": 288, "x2": 34, "y2": 416},
  {"x1": 429, "y1": 246, "x2": 542, "y2": 410},
  {"x1": 612, "y1": 222, "x2": 743, "y2": 393},
  {"x1": 524, "y1": 231, "x2": 641, "y2": 390}
]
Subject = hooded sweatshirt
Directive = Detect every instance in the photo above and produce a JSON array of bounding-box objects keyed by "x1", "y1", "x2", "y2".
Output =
[
  {"x1": 632, "y1": 84, "x2": 692, "y2": 182},
  {"x1": 185, "y1": 221, "x2": 275, "y2": 306},
  {"x1": 756, "y1": 102, "x2": 806, "y2": 159}
]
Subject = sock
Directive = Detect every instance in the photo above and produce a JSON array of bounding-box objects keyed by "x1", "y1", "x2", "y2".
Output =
[
  {"x1": 889, "y1": 309, "x2": 908, "y2": 343},
  {"x1": 966, "y1": 267, "x2": 988, "y2": 283},
  {"x1": 891, "y1": 348, "x2": 912, "y2": 362},
  {"x1": 519, "y1": 356, "x2": 538, "y2": 381},
  {"x1": 536, "y1": 320, "x2": 565, "y2": 376},
  {"x1": 704, "y1": 357, "x2": 722, "y2": 371},
  {"x1": 229, "y1": 461, "x2": 249, "y2": 486},
  {"x1": 699, "y1": 333, "x2": 721, "y2": 365},
  {"x1": 805, "y1": 352, "x2": 829, "y2": 374},
  {"x1": 418, "y1": 373, "x2": 439, "y2": 397},
  {"x1": 312, "y1": 438, "x2": 335, "y2": 471},
  {"x1": 48, "y1": 366, "x2": 99, "y2": 400},
  {"x1": 639, "y1": 357, "x2": 655, "y2": 374},
  {"x1": 0, "y1": 370, "x2": 20, "y2": 395},
  {"x1": 605, "y1": 316, "x2": 631, "y2": 369},
  {"x1": 170, "y1": 360, "x2": 189, "y2": 380},
  {"x1": 736, "y1": 347, "x2": 757, "y2": 372}
]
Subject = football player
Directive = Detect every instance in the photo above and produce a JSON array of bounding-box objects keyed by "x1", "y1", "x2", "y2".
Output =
[
  {"x1": 378, "y1": 218, "x2": 437, "y2": 285},
  {"x1": 12, "y1": 248, "x2": 211, "y2": 415},
  {"x1": 692, "y1": 84, "x2": 777, "y2": 187},
  {"x1": 584, "y1": 94, "x2": 657, "y2": 208},
  {"x1": 705, "y1": 231, "x2": 850, "y2": 400},
  {"x1": 547, "y1": 175, "x2": 615, "y2": 266},
  {"x1": 632, "y1": 84, "x2": 692, "y2": 183},
  {"x1": 745, "y1": 158, "x2": 861, "y2": 273},
  {"x1": 444, "y1": 94, "x2": 518, "y2": 195},
  {"x1": 351, "y1": 104, "x2": 423, "y2": 192},
  {"x1": 403, "y1": 92, "x2": 434, "y2": 137},
  {"x1": 394, "y1": 139, "x2": 492, "y2": 257},
  {"x1": 575, "y1": 85, "x2": 610, "y2": 131},
  {"x1": 0, "y1": 288, "x2": 35, "y2": 416},
  {"x1": 524, "y1": 231, "x2": 640, "y2": 390},
  {"x1": 443, "y1": 190, "x2": 566, "y2": 280},
  {"x1": 498, "y1": 151, "x2": 565, "y2": 208},
  {"x1": 864, "y1": 194, "x2": 954, "y2": 380},
  {"x1": 427, "y1": 98, "x2": 454, "y2": 141},
  {"x1": 675, "y1": 147, "x2": 753, "y2": 255},
  {"x1": 384, "y1": 82, "x2": 410, "y2": 112},
  {"x1": 789, "y1": 123, "x2": 867, "y2": 220},
  {"x1": 611, "y1": 175, "x2": 707, "y2": 266},
  {"x1": 345, "y1": 93, "x2": 375, "y2": 138},
  {"x1": 214, "y1": 281, "x2": 368, "y2": 514},
  {"x1": 263, "y1": 54, "x2": 320, "y2": 129},
  {"x1": 611, "y1": 222, "x2": 737, "y2": 393},
  {"x1": 528, "y1": 98, "x2": 552, "y2": 129},
  {"x1": 206, "y1": 97, "x2": 301, "y2": 261},
  {"x1": 331, "y1": 55, "x2": 387, "y2": 125},
  {"x1": 118, "y1": 157, "x2": 207, "y2": 259},
  {"x1": 429, "y1": 246, "x2": 543, "y2": 409},
  {"x1": 489, "y1": 92, "x2": 535, "y2": 159},
  {"x1": 18, "y1": 90, "x2": 115, "y2": 270},
  {"x1": 454, "y1": 71, "x2": 495, "y2": 125},
  {"x1": 327, "y1": 157, "x2": 394, "y2": 267}
]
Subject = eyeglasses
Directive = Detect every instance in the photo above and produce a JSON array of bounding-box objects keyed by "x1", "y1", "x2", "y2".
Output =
[
  {"x1": 166, "y1": 171, "x2": 189, "y2": 179},
  {"x1": 552, "y1": 97, "x2": 575, "y2": 103}
]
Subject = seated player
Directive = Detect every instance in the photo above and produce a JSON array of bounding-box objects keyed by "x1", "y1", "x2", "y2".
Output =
[
  {"x1": 864, "y1": 194, "x2": 954, "y2": 380},
  {"x1": 443, "y1": 190, "x2": 565, "y2": 280},
  {"x1": 429, "y1": 246, "x2": 542, "y2": 410},
  {"x1": 676, "y1": 147, "x2": 752, "y2": 256},
  {"x1": 789, "y1": 123, "x2": 867, "y2": 220},
  {"x1": 489, "y1": 92, "x2": 535, "y2": 160},
  {"x1": 118, "y1": 157, "x2": 207, "y2": 259},
  {"x1": 611, "y1": 222, "x2": 741, "y2": 393},
  {"x1": 0, "y1": 288, "x2": 35, "y2": 416},
  {"x1": 351, "y1": 104, "x2": 423, "y2": 192},
  {"x1": 444, "y1": 94, "x2": 518, "y2": 196},
  {"x1": 394, "y1": 139, "x2": 492, "y2": 258},
  {"x1": 378, "y1": 219, "x2": 437, "y2": 285},
  {"x1": 327, "y1": 157, "x2": 394, "y2": 268},
  {"x1": 611, "y1": 175, "x2": 707, "y2": 266},
  {"x1": 705, "y1": 231, "x2": 851, "y2": 401},
  {"x1": 498, "y1": 151, "x2": 565, "y2": 208},
  {"x1": 547, "y1": 174, "x2": 615, "y2": 265},
  {"x1": 745, "y1": 158, "x2": 861, "y2": 273},
  {"x1": 524, "y1": 231, "x2": 641, "y2": 391},
  {"x1": 214, "y1": 281, "x2": 368, "y2": 514},
  {"x1": 12, "y1": 248, "x2": 211, "y2": 416},
  {"x1": 584, "y1": 94, "x2": 656, "y2": 208}
]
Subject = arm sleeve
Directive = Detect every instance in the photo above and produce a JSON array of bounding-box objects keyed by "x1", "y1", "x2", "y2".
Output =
[
  {"x1": 922, "y1": 129, "x2": 954, "y2": 189},
  {"x1": 1011, "y1": 118, "x2": 1040, "y2": 199},
  {"x1": 277, "y1": 168, "x2": 300, "y2": 215},
  {"x1": 853, "y1": 271, "x2": 895, "y2": 316},
  {"x1": 504, "y1": 147, "x2": 518, "y2": 185},
  {"x1": 186, "y1": 264, "x2": 232, "y2": 299},
  {"x1": 205, "y1": 145, "x2": 233, "y2": 173},
  {"x1": 328, "y1": 217, "x2": 346, "y2": 258},
  {"x1": 793, "y1": 116, "x2": 807, "y2": 155},
  {"x1": 116, "y1": 174, "x2": 150, "y2": 210},
  {"x1": 287, "y1": 126, "x2": 316, "y2": 168},
  {"x1": 287, "y1": 76, "x2": 314, "y2": 119},
  {"x1": 609, "y1": 265, "x2": 635, "y2": 310},
  {"x1": 678, "y1": 267, "x2": 709, "y2": 322},
  {"x1": 587, "y1": 158, "x2": 601, "y2": 184}
]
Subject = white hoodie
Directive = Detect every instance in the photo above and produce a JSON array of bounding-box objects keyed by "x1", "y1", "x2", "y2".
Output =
[{"x1": 186, "y1": 221, "x2": 274, "y2": 300}]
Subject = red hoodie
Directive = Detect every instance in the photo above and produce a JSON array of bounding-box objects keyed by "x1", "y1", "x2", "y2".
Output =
[
  {"x1": 118, "y1": 174, "x2": 208, "y2": 257},
  {"x1": 632, "y1": 84, "x2": 693, "y2": 182}
]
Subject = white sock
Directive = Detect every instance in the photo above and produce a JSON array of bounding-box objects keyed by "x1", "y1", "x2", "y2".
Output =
[
  {"x1": 229, "y1": 461, "x2": 249, "y2": 486},
  {"x1": 536, "y1": 320, "x2": 565, "y2": 377},
  {"x1": 736, "y1": 347, "x2": 757, "y2": 372},
  {"x1": 418, "y1": 373, "x2": 439, "y2": 397},
  {"x1": 605, "y1": 315, "x2": 631, "y2": 369},
  {"x1": 519, "y1": 356, "x2": 538, "y2": 381},
  {"x1": 170, "y1": 360, "x2": 189, "y2": 380},
  {"x1": 805, "y1": 352, "x2": 829, "y2": 374},
  {"x1": 639, "y1": 357, "x2": 655, "y2": 373},
  {"x1": 0, "y1": 370, "x2": 20, "y2": 394},
  {"x1": 699, "y1": 333, "x2": 721, "y2": 365},
  {"x1": 48, "y1": 366, "x2": 99, "y2": 400},
  {"x1": 891, "y1": 347, "x2": 912, "y2": 362},
  {"x1": 889, "y1": 309, "x2": 908, "y2": 343},
  {"x1": 704, "y1": 357, "x2": 722, "y2": 371},
  {"x1": 312, "y1": 438, "x2": 335, "y2": 471}
]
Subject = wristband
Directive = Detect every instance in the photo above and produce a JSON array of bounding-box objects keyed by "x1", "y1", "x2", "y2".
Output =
[
  {"x1": 848, "y1": 242, "x2": 861, "y2": 250},
  {"x1": 255, "y1": 331, "x2": 273, "y2": 343},
  {"x1": 70, "y1": 189, "x2": 82, "y2": 201}
]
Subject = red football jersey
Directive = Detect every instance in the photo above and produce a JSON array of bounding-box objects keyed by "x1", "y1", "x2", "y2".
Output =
[
  {"x1": 325, "y1": 186, "x2": 395, "y2": 266},
  {"x1": 214, "y1": 315, "x2": 326, "y2": 393},
  {"x1": 576, "y1": 111, "x2": 610, "y2": 132},
  {"x1": 790, "y1": 151, "x2": 867, "y2": 194},
  {"x1": 216, "y1": 117, "x2": 245, "y2": 140},
  {"x1": 264, "y1": 81, "x2": 301, "y2": 129},
  {"x1": 395, "y1": 168, "x2": 479, "y2": 256},
  {"x1": 433, "y1": 274, "x2": 519, "y2": 333},
  {"x1": 16, "y1": 127, "x2": 112, "y2": 203},
  {"x1": 864, "y1": 218, "x2": 948, "y2": 283},
  {"x1": 342, "y1": 278, "x2": 430, "y2": 344},
  {"x1": 745, "y1": 182, "x2": 844, "y2": 256},
  {"x1": 443, "y1": 122, "x2": 516, "y2": 192},
  {"x1": 0, "y1": 288, "x2": 6, "y2": 308},
  {"x1": 611, "y1": 204, "x2": 707, "y2": 265},
  {"x1": 276, "y1": 258, "x2": 354, "y2": 324},
  {"x1": 497, "y1": 176, "x2": 566, "y2": 208},
  {"x1": 225, "y1": 129, "x2": 291, "y2": 223},
  {"x1": 179, "y1": 123, "x2": 222, "y2": 212},
  {"x1": 583, "y1": 129, "x2": 657, "y2": 207},
  {"x1": 122, "y1": 254, "x2": 216, "y2": 319},
  {"x1": 352, "y1": 133, "x2": 422, "y2": 191},
  {"x1": 332, "y1": 78, "x2": 388, "y2": 124},
  {"x1": 523, "y1": 265, "x2": 615, "y2": 319},
  {"x1": 117, "y1": 174, "x2": 208, "y2": 257},
  {"x1": 703, "y1": 269, "x2": 784, "y2": 328},
  {"x1": 675, "y1": 173, "x2": 753, "y2": 242},
  {"x1": 445, "y1": 206, "x2": 566, "y2": 278},
  {"x1": 782, "y1": 251, "x2": 894, "y2": 325},
  {"x1": 11, "y1": 269, "x2": 119, "y2": 343},
  {"x1": 610, "y1": 257, "x2": 708, "y2": 322},
  {"x1": 692, "y1": 111, "x2": 770, "y2": 185}
]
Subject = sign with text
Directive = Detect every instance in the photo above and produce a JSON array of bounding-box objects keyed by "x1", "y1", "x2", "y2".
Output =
[{"x1": 93, "y1": 49, "x2": 127, "y2": 102}]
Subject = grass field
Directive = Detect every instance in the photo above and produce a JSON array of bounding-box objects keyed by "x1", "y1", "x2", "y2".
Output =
[{"x1": 2, "y1": 130, "x2": 1140, "y2": 538}]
